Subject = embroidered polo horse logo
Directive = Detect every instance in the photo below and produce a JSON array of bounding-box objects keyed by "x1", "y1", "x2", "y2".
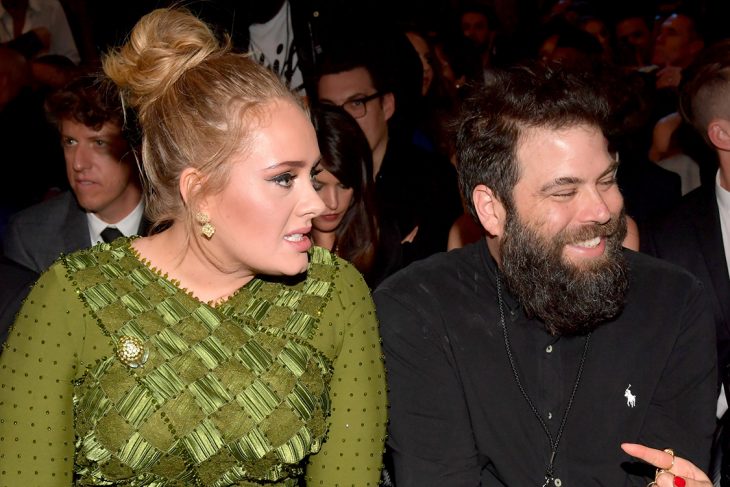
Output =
[{"x1": 624, "y1": 384, "x2": 636, "y2": 408}]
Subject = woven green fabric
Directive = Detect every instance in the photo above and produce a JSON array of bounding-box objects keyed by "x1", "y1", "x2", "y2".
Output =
[{"x1": 0, "y1": 239, "x2": 386, "y2": 486}]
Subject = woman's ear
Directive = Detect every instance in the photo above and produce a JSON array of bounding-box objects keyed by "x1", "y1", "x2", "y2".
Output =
[
  {"x1": 473, "y1": 184, "x2": 507, "y2": 237},
  {"x1": 179, "y1": 167, "x2": 205, "y2": 208}
]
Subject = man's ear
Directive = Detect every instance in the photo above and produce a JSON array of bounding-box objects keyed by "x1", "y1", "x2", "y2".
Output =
[
  {"x1": 473, "y1": 184, "x2": 507, "y2": 237},
  {"x1": 382, "y1": 92, "x2": 395, "y2": 122},
  {"x1": 179, "y1": 167, "x2": 205, "y2": 208},
  {"x1": 707, "y1": 119, "x2": 730, "y2": 151}
]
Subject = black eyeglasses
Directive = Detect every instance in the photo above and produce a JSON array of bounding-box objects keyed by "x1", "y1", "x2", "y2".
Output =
[{"x1": 327, "y1": 92, "x2": 382, "y2": 119}]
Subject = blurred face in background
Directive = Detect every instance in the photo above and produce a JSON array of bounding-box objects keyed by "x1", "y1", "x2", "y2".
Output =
[
  {"x1": 406, "y1": 32, "x2": 434, "y2": 96},
  {"x1": 652, "y1": 14, "x2": 703, "y2": 67},
  {"x1": 461, "y1": 11, "x2": 490, "y2": 50}
]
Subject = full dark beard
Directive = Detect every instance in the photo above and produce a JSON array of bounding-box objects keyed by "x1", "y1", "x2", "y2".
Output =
[{"x1": 499, "y1": 211, "x2": 629, "y2": 335}]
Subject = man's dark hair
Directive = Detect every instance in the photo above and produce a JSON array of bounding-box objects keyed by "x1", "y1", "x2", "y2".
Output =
[
  {"x1": 455, "y1": 63, "x2": 610, "y2": 219},
  {"x1": 45, "y1": 74, "x2": 126, "y2": 132},
  {"x1": 316, "y1": 41, "x2": 394, "y2": 95},
  {"x1": 459, "y1": 2, "x2": 499, "y2": 31},
  {"x1": 679, "y1": 39, "x2": 730, "y2": 144}
]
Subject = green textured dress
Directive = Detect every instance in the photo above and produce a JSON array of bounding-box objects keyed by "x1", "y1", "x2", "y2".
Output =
[{"x1": 0, "y1": 239, "x2": 386, "y2": 486}]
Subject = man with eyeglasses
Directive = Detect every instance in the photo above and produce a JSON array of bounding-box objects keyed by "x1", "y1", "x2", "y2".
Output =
[{"x1": 316, "y1": 45, "x2": 462, "y2": 269}]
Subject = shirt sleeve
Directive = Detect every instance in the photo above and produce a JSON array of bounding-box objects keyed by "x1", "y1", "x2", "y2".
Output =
[
  {"x1": 44, "y1": 0, "x2": 80, "y2": 64},
  {"x1": 637, "y1": 278, "x2": 717, "y2": 472},
  {"x1": 305, "y1": 262, "x2": 387, "y2": 486},
  {"x1": 0, "y1": 263, "x2": 85, "y2": 486},
  {"x1": 375, "y1": 286, "x2": 482, "y2": 486}
]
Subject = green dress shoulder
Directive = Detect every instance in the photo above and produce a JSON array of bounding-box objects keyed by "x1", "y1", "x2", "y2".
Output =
[{"x1": 0, "y1": 239, "x2": 386, "y2": 486}]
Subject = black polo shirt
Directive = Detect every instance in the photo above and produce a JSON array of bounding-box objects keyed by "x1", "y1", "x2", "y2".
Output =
[{"x1": 375, "y1": 242, "x2": 717, "y2": 486}]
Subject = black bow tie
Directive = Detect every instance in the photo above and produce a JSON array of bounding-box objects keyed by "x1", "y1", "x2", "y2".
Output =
[{"x1": 101, "y1": 227, "x2": 124, "y2": 243}]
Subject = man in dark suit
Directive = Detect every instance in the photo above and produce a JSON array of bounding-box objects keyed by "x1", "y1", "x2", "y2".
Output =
[
  {"x1": 640, "y1": 40, "x2": 730, "y2": 484},
  {"x1": 0, "y1": 256, "x2": 37, "y2": 348},
  {"x1": 3, "y1": 75, "x2": 146, "y2": 273}
]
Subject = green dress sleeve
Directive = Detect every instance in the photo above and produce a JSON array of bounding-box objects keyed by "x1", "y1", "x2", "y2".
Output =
[
  {"x1": 305, "y1": 260, "x2": 387, "y2": 486},
  {"x1": 0, "y1": 263, "x2": 88, "y2": 486}
]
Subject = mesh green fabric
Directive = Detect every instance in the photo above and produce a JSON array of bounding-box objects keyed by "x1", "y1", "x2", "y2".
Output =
[{"x1": 67, "y1": 241, "x2": 337, "y2": 486}]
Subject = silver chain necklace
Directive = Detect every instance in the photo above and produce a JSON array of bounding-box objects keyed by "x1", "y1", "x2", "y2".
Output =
[{"x1": 496, "y1": 274, "x2": 591, "y2": 487}]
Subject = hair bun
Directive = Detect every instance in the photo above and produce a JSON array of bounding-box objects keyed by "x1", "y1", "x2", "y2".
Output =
[{"x1": 103, "y1": 8, "x2": 222, "y2": 117}]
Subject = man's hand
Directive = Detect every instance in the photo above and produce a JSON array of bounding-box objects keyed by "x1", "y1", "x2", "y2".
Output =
[{"x1": 656, "y1": 66, "x2": 683, "y2": 90}]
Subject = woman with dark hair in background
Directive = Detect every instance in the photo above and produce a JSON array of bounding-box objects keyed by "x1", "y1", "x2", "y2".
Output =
[{"x1": 311, "y1": 104, "x2": 396, "y2": 287}]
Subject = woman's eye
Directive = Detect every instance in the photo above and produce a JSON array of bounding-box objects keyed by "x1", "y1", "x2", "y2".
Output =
[
  {"x1": 272, "y1": 173, "x2": 295, "y2": 188},
  {"x1": 312, "y1": 178, "x2": 323, "y2": 191}
]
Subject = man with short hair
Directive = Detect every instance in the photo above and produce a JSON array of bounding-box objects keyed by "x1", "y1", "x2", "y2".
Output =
[
  {"x1": 614, "y1": 12, "x2": 653, "y2": 67},
  {"x1": 317, "y1": 48, "x2": 462, "y2": 267},
  {"x1": 376, "y1": 65, "x2": 716, "y2": 486},
  {"x1": 641, "y1": 40, "x2": 730, "y2": 481},
  {"x1": 652, "y1": 12, "x2": 705, "y2": 91},
  {"x1": 3, "y1": 75, "x2": 146, "y2": 273}
]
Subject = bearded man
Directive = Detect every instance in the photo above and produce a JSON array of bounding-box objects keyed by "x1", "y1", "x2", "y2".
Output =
[{"x1": 374, "y1": 65, "x2": 717, "y2": 486}]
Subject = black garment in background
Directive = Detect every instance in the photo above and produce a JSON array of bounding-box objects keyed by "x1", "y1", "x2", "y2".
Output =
[
  {"x1": 375, "y1": 139, "x2": 462, "y2": 268},
  {"x1": 640, "y1": 183, "x2": 730, "y2": 486},
  {"x1": 640, "y1": 183, "x2": 730, "y2": 388},
  {"x1": 0, "y1": 256, "x2": 37, "y2": 350},
  {"x1": 3, "y1": 191, "x2": 150, "y2": 274},
  {"x1": 375, "y1": 242, "x2": 716, "y2": 486},
  {"x1": 617, "y1": 153, "x2": 682, "y2": 223},
  {"x1": 191, "y1": 0, "x2": 407, "y2": 99}
]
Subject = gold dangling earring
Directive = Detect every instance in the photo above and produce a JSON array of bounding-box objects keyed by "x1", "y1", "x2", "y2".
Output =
[{"x1": 196, "y1": 212, "x2": 215, "y2": 239}]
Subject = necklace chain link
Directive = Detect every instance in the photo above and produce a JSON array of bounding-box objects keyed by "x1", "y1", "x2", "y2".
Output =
[{"x1": 496, "y1": 274, "x2": 591, "y2": 487}]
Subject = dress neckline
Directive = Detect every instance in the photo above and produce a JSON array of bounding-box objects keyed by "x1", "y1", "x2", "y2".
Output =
[{"x1": 122, "y1": 236, "x2": 253, "y2": 310}]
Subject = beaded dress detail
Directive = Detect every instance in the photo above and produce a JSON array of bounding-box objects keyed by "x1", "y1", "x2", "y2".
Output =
[
  {"x1": 0, "y1": 238, "x2": 385, "y2": 486},
  {"x1": 67, "y1": 241, "x2": 334, "y2": 485}
]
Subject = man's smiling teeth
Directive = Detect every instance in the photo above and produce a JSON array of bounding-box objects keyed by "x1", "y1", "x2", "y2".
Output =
[
  {"x1": 284, "y1": 233, "x2": 305, "y2": 242},
  {"x1": 573, "y1": 236, "x2": 601, "y2": 248}
]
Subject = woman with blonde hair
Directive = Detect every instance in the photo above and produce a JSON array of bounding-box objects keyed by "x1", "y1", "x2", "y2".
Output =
[{"x1": 0, "y1": 8, "x2": 386, "y2": 486}]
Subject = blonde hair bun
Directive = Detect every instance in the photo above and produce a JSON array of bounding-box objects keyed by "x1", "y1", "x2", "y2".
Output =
[{"x1": 103, "y1": 8, "x2": 222, "y2": 118}]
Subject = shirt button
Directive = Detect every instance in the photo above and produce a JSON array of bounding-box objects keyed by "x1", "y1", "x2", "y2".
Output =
[
  {"x1": 548, "y1": 412, "x2": 553, "y2": 420},
  {"x1": 554, "y1": 478, "x2": 562, "y2": 487},
  {"x1": 545, "y1": 345, "x2": 553, "y2": 353}
]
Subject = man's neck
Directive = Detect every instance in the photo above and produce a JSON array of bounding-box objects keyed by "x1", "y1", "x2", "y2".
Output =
[
  {"x1": 718, "y1": 151, "x2": 730, "y2": 192},
  {"x1": 487, "y1": 235, "x2": 501, "y2": 266},
  {"x1": 95, "y1": 186, "x2": 143, "y2": 224}
]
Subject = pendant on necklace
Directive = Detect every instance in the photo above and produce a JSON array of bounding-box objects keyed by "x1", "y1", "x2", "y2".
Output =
[{"x1": 542, "y1": 476, "x2": 563, "y2": 487}]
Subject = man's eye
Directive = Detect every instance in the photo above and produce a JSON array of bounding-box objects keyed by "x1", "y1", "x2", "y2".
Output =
[
  {"x1": 94, "y1": 139, "x2": 107, "y2": 147},
  {"x1": 349, "y1": 99, "x2": 365, "y2": 108},
  {"x1": 552, "y1": 191, "x2": 576, "y2": 199},
  {"x1": 271, "y1": 173, "x2": 295, "y2": 188},
  {"x1": 598, "y1": 178, "x2": 616, "y2": 188},
  {"x1": 62, "y1": 137, "x2": 77, "y2": 146}
]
